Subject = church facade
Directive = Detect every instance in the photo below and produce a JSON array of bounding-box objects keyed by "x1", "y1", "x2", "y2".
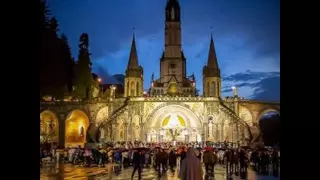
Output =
[{"x1": 40, "y1": 0, "x2": 279, "y2": 148}]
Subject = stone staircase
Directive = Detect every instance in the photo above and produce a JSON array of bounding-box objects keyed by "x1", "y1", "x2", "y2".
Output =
[
  {"x1": 219, "y1": 102, "x2": 254, "y2": 144},
  {"x1": 100, "y1": 98, "x2": 130, "y2": 128}
]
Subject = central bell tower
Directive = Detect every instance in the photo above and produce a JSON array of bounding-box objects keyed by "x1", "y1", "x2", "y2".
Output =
[{"x1": 160, "y1": 0, "x2": 186, "y2": 85}]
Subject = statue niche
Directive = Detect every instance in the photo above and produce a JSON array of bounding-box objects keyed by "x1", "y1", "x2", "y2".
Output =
[
  {"x1": 208, "y1": 116, "x2": 213, "y2": 138},
  {"x1": 132, "y1": 115, "x2": 140, "y2": 141},
  {"x1": 134, "y1": 125, "x2": 140, "y2": 141}
]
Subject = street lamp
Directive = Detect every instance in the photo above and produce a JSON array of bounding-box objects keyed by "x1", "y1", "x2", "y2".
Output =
[
  {"x1": 97, "y1": 78, "x2": 103, "y2": 95},
  {"x1": 232, "y1": 86, "x2": 238, "y2": 96},
  {"x1": 111, "y1": 85, "x2": 117, "y2": 98}
]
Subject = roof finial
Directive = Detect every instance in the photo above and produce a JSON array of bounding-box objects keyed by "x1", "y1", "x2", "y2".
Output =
[{"x1": 132, "y1": 26, "x2": 136, "y2": 39}]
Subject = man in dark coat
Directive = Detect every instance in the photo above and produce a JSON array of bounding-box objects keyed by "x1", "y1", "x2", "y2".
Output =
[
  {"x1": 239, "y1": 149, "x2": 248, "y2": 178},
  {"x1": 131, "y1": 150, "x2": 142, "y2": 180},
  {"x1": 272, "y1": 149, "x2": 279, "y2": 176},
  {"x1": 168, "y1": 149, "x2": 176, "y2": 170}
]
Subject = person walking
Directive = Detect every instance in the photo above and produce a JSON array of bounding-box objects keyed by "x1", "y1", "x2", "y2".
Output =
[
  {"x1": 131, "y1": 150, "x2": 142, "y2": 180},
  {"x1": 179, "y1": 147, "x2": 203, "y2": 180}
]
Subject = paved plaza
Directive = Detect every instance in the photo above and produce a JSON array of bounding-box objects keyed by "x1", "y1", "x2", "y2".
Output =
[{"x1": 40, "y1": 163, "x2": 280, "y2": 180}]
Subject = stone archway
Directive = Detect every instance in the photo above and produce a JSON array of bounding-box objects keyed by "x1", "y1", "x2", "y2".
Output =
[
  {"x1": 257, "y1": 108, "x2": 280, "y2": 124},
  {"x1": 40, "y1": 110, "x2": 59, "y2": 144},
  {"x1": 239, "y1": 106, "x2": 253, "y2": 125},
  {"x1": 259, "y1": 110, "x2": 280, "y2": 146},
  {"x1": 145, "y1": 105, "x2": 202, "y2": 142},
  {"x1": 65, "y1": 110, "x2": 90, "y2": 147}
]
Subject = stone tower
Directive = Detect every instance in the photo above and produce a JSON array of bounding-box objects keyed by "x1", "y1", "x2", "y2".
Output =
[
  {"x1": 160, "y1": 0, "x2": 186, "y2": 87},
  {"x1": 203, "y1": 34, "x2": 221, "y2": 97},
  {"x1": 124, "y1": 33, "x2": 144, "y2": 97}
]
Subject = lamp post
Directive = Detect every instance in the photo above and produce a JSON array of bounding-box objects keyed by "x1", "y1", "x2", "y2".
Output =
[
  {"x1": 232, "y1": 86, "x2": 238, "y2": 97},
  {"x1": 111, "y1": 85, "x2": 117, "y2": 98},
  {"x1": 98, "y1": 78, "x2": 103, "y2": 96}
]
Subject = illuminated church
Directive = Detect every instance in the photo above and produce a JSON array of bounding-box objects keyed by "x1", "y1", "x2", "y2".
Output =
[{"x1": 40, "y1": 0, "x2": 280, "y2": 148}]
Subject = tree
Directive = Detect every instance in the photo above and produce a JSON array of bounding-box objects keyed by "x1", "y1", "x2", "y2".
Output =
[
  {"x1": 73, "y1": 33, "x2": 93, "y2": 99},
  {"x1": 39, "y1": 0, "x2": 74, "y2": 100},
  {"x1": 44, "y1": 17, "x2": 67, "y2": 99},
  {"x1": 60, "y1": 34, "x2": 75, "y2": 94}
]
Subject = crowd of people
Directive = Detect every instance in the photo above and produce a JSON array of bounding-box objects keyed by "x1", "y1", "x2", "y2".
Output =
[{"x1": 40, "y1": 141, "x2": 280, "y2": 180}]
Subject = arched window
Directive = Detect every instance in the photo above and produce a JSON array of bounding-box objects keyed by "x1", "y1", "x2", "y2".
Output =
[
  {"x1": 136, "y1": 82, "x2": 140, "y2": 96},
  {"x1": 211, "y1": 82, "x2": 216, "y2": 97},
  {"x1": 130, "y1": 82, "x2": 135, "y2": 96}
]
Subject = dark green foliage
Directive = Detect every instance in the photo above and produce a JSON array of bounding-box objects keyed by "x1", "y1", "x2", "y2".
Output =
[
  {"x1": 60, "y1": 34, "x2": 75, "y2": 93},
  {"x1": 73, "y1": 33, "x2": 93, "y2": 99},
  {"x1": 39, "y1": 0, "x2": 76, "y2": 99}
]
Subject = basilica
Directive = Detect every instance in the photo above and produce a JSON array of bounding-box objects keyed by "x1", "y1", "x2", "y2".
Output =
[{"x1": 40, "y1": 0, "x2": 280, "y2": 148}]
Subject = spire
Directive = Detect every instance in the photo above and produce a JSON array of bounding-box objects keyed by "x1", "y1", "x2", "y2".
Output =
[
  {"x1": 207, "y1": 33, "x2": 219, "y2": 69},
  {"x1": 127, "y1": 30, "x2": 139, "y2": 69}
]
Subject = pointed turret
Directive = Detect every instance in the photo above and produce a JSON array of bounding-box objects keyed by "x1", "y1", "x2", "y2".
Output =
[
  {"x1": 203, "y1": 34, "x2": 220, "y2": 77},
  {"x1": 127, "y1": 33, "x2": 139, "y2": 69},
  {"x1": 202, "y1": 33, "x2": 221, "y2": 97},
  {"x1": 124, "y1": 32, "x2": 144, "y2": 97},
  {"x1": 207, "y1": 34, "x2": 220, "y2": 70}
]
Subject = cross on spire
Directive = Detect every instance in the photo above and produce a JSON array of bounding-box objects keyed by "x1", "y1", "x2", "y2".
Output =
[
  {"x1": 127, "y1": 26, "x2": 139, "y2": 69},
  {"x1": 210, "y1": 26, "x2": 214, "y2": 40},
  {"x1": 132, "y1": 26, "x2": 136, "y2": 39}
]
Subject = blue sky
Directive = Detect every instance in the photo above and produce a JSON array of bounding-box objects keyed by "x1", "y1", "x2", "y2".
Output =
[{"x1": 47, "y1": 0, "x2": 280, "y2": 101}]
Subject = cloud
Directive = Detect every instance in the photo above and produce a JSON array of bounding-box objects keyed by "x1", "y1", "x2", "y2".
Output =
[
  {"x1": 251, "y1": 76, "x2": 280, "y2": 101},
  {"x1": 92, "y1": 64, "x2": 122, "y2": 84},
  {"x1": 222, "y1": 71, "x2": 280, "y2": 101},
  {"x1": 90, "y1": 30, "x2": 280, "y2": 101},
  {"x1": 223, "y1": 70, "x2": 279, "y2": 82},
  {"x1": 48, "y1": 0, "x2": 280, "y2": 101}
]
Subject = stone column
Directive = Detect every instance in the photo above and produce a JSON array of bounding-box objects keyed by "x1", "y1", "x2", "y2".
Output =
[
  {"x1": 128, "y1": 122, "x2": 133, "y2": 141},
  {"x1": 234, "y1": 97, "x2": 239, "y2": 116},
  {"x1": 239, "y1": 124, "x2": 244, "y2": 145},
  {"x1": 234, "y1": 122, "x2": 238, "y2": 143},
  {"x1": 230, "y1": 122, "x2": 234, "y2": 144},
  {"x1": 124, "y1": 123, "x2": 128, "y2": 141},
  {"x1": 58, "y1": 113, "x2": 66, "y2": 148},
  {"x1": 236, "y1": 123, "x2": 240, "y2": 143},
  {"x1": 203, "y1": 123, "x2": 207, "y2": 141},
  {"x1": 157, "y1": 132, "x2": 161, "y2": 143},
  {"x1": 110, "y1": 124, "x2": 114, "y2": 141},
  {"x1": 215, "y1": 124, "x2": 219, "y2": 142},
  {"x1": 115, "y1": 123, "x2": 120, "y2": 141},
  {"x1": 140, "y1": 123, "x2": 145, "y2": 142},
  {"x1": 218, "y1": 123, "x2": 222, "y2": 142},
  {"x1": 220, "y1": 123, "x2": 224, "y2": 142}
]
